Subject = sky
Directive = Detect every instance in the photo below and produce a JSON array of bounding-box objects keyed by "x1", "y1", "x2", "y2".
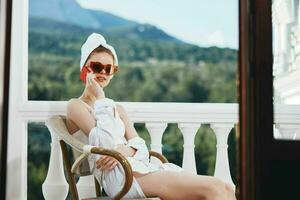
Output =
[{"x1": 77, "y1": 0, "x2": 238, "y2": 49}]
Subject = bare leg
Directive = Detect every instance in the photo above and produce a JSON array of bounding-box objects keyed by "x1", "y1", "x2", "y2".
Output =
[{"x1": 134, "y1": 171, "x2": 236, "y2": 200}]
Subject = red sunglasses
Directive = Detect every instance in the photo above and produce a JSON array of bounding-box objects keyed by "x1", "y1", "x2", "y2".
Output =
[{"x1": 80, "y1": 61, "x2": 118, "y2": 83}]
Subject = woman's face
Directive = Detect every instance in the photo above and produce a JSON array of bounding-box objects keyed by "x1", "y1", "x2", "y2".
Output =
[{"x1": 85, "y1": 52, "x2": 115, "y2": 88}]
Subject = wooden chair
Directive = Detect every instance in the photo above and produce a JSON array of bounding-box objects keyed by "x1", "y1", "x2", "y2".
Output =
[{"x1": 46, "y1": 115, "x2": 168, "y2": 200}]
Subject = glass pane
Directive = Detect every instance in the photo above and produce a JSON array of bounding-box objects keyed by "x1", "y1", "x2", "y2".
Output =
[
  {"x1": 28, "y1": 0, "x2": 238, "y2": 103},
  {"x1": 272, "y1": 0, "x2": 300, "y2": 140},
  {"x1": 28, "y1": 0, "x2": 238, "y2": 198}
]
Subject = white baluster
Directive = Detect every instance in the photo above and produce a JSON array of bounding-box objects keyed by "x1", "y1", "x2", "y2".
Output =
[
  {"x1": 273, "y1": 124, "x2": 282, "y2": 139},
  {"x1": 178, "y1": 123, "x2": 200, "y2": 174},
  {"x1": 275, "y1": 124, "x2": 298, "y2": 140},
  {"x1": 210, "y1": 123, "x2": 235, "y2": 189},
  {"x1": 77, "y1": 175, "x2": 96, "y2": 199},
  {"x1": 42, "y1": 123, "x2": 68, "y2": 200},
  {"x1": 145, "y1": 122, "x2": 167, "y2": 154},
  {"x1": 6, "y1": 119, "x2": 28, "y2": 199},
  {"x1": 146, "y1": 123, "x2": 167, "y2": 164},
  {"x1": 295, "y1": 129, "x2": 300, "y2": 140}
]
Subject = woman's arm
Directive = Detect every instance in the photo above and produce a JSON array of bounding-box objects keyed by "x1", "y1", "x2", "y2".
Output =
[
  {"x1": 116, "y1": 103, "x2": 139, "y2": 140},
  {"x1": 67, "y1": 99, "x2": 96, "y2": 136},
  {"x1": 116, "y1": 104, "x2": 149, "y2": 162},
  {"x1": 105, "y1": 103, "x2": 137, "y2": 157}
]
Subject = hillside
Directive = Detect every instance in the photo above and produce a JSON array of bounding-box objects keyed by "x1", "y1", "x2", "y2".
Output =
[
  {"x1": 29, "y1": 17, "x2": 237, "y2": 64},
  {"x1": 29, "y1": 0, "x2": 237, "y2": 63}
]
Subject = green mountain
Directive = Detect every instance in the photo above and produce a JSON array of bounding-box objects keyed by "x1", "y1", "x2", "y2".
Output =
[
  {"x1": 29, "y1": 0, "x2": 100, "y2": 29},
  {"x1": 29, "y1": 0, "x2": 237, "y2": 63},
  {"x1": 29, "y1": 17, "x2": 237, "y2": 64},
  {"x1": 29, "y1": 0, "x2": 181, "y2": 43}
]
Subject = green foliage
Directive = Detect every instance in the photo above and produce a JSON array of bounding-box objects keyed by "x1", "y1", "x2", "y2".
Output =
[
  {"x1": 27, "y1": 18, "x2": 238, "y2": 199},
  {"x1": 27, "y1": 123, "x2": 51, "y2": 200}
]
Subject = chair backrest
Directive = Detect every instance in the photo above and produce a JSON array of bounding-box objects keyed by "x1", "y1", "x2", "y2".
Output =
[{"x1": 46, "y1": 115, "x2": 91, "y2": 176}]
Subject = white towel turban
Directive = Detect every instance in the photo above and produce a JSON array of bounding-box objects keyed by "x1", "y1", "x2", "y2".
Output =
[{"x1": 80, "y1": 33, "x2": 118, "y2": 71}]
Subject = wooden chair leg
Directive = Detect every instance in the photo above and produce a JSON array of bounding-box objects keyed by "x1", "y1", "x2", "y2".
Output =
[{"x1": 60, "y1": 140, "x2": 79, "y2": 200}]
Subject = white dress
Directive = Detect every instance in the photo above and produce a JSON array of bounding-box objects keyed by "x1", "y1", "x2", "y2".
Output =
[{"x1": 73, "y1": 98, "x2": 183, "y2": 199}]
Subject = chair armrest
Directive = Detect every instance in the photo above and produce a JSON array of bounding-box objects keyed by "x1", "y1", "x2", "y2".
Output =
[
  {"x1": 149, "y1": 150, "x2": 168, "y2": 163},
  {"x1": 71, "y1": 153, "x2": 89, "y2": 174},
  {"x1": 72, "y1": 146, "x2": 133, "y2": 200}
]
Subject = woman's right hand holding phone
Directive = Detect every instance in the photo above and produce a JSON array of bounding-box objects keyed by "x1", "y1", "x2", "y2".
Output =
[{"x1": 86, "y1": 73, "x2": 105, "y2": 99}]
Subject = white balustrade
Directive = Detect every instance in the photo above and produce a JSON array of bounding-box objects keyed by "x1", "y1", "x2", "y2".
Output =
[
  {"x1": 42, "y1": 122, "x2": 68, "y2": 200},
  {"x1": 274, "y1": 105, "x2": 300, "y2": 141},
  {"x1": 145, "y1": 122, "x2": 167, "y2": 154},
  {"x1": 7, "y1": 98, "x2": 300, "y2": 199},
  {"x1": 178, "y1": 123, "x2": 200, "y2": 174},
  {"x1": 275, "y1": 124, "x2": 298, "y2": 140},
  {"x1": 210, "y1": 123, "x2": 235, "y2": 189},
  {"x1": 294, "y1": 129, "x2": 300, "y2": 140},
  {"x1": 13, "y1": 101, "x2": 241, "y2": 200},
  {"x1": 146, "y1": 122, "x2": 168, "y2": 164}
]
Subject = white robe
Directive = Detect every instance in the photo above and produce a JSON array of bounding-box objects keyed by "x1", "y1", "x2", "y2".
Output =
[{"x1": 75, "y1": 98, "x2": 183, "y2": 198}]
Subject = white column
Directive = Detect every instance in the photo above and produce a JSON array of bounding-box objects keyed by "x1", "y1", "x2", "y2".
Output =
[
  {"x1": 178, "y1": 123, "x2": 200, "y2": 174},
  {"x1": 6, "y1": 119, "x2": 28, "y2": 199},
  {"x1": 77, "y1": 175, "x2": 97, "y2": 199},
  {"x1": 145, "y1": 122, "x2": 167, "y2": 154},
  {"x1": 275, "y1": 124, "x2": 298, "y2": 140},
  {"x1": 42, "y1": 123, "x2": 68, "y2": 200},
  {"x1": 210, "y1": 123, "x2": 235, "y2": 189}
]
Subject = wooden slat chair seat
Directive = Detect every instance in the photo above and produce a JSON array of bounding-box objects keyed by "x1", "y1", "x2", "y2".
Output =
[{"x1": 46, "y1": 115, "x2": 167, "y2": 200}]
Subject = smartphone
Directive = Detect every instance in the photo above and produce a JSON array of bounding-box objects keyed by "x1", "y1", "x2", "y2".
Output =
[{"x1": 80, "y1": 67, "x2": 91, "y2": 84}]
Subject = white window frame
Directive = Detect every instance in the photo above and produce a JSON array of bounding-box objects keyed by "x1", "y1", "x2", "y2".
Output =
[
  {"x1": 6, "y1": 0, "x2": 29, "y2": 198},
  {"x1": 5, "y1": 1, "x2": 241, "y2": 199}
]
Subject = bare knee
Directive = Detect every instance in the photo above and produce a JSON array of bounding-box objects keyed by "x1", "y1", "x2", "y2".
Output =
[
  {"x1": 201, "y1": 178, "x2": 235, "y2": 200},
  {"x1": 224, "y1": 183, "x2": 236, "y2": 200},
  {"x1": 206, "y1": 178, "x2": 224, "y2": 199}
]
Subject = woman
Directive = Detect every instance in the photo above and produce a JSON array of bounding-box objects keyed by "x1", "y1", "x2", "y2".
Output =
[{"x1": 66, "y1": 33, "x2": 236, "y2": 200}]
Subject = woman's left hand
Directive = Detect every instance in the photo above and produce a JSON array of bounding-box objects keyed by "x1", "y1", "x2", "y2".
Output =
[
  {"x1": 95, "y1": 145, "x2": 137, "y2": 171},
  {"x1": 96, "y1": 156, "x2": 119, "y2": 171}
]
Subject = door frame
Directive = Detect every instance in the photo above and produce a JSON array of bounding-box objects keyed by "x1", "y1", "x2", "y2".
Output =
[
  {"x1": 0, "y1": 0, "x2": 12, "y2": 198},
  {"x1": 239, "y1": 0, "x2": 300, "y2": 199}
]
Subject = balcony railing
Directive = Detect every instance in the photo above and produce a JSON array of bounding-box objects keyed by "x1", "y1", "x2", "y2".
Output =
[
  {"x1": 6, "y1": 101, "x2": 300, "y2": 199},
  {"x1": 25, "y1": 101, "x2": 237, "y2": 199}
]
